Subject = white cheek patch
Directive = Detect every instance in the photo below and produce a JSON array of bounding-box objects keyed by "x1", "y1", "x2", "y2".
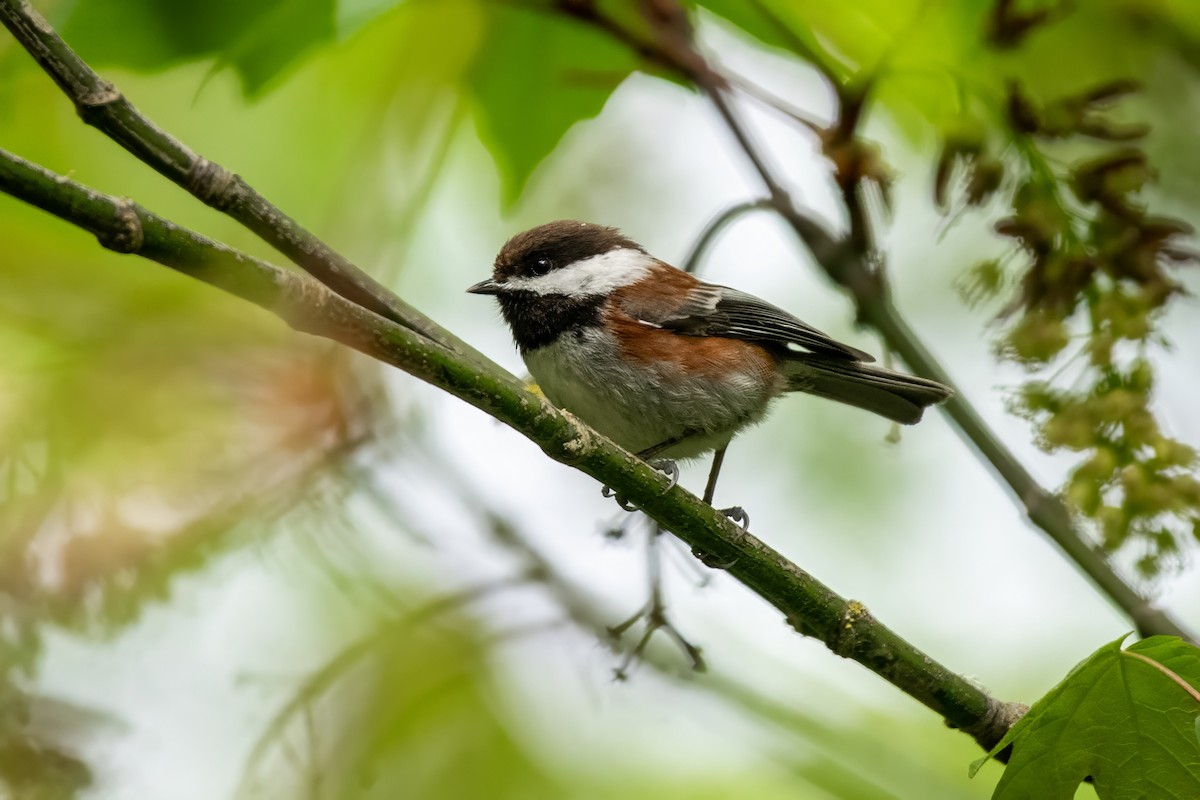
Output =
[{"x1": 505, "y1": 248, "x2": 653, "y2": 297}]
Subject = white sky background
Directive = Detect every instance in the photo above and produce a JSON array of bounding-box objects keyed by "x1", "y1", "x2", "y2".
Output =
[{"x1": 32, "y1": 14, "x2": 1200, "y2": 800}]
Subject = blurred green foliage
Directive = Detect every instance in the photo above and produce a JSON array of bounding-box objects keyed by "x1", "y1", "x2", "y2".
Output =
[
  {"x1": 234, "y1": 574, "x2": 1002, "y2": 800},
  {"x1": 61, "y1": 0, "x2": 338, "y2": 96},
  {"x1": 240, "y1": 613, "x2": 571, "y2": 799}
]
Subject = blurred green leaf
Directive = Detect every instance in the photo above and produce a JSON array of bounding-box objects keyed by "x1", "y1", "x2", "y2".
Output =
[
  {"x1": 694, "y1": 0, "x2": 1200, "y2": 139},
  {"x1": 692, "y1": 0, "x2": 855, "y2": 81},
  {"x1": 467, "y1": 4, "x2": 640, "y2": 206},
  {"x1": 972, "y1": 635, "x2": 1200, "y2": 799},
  {"x1": 60, "y1": 0, "x2": 337, "y2": 96},
  {"x1": 340, "y1": 630, "x2": 565, "y2": 799},
  {"x1": 336, "y1": 0, "x2": 408, "y2": 38}
]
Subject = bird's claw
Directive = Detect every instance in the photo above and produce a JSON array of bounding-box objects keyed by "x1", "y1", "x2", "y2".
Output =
[
  {"x1": 647, "y1": 459, "x2": 679, "y2": 492},
  {"x1": 601, "y1": 484, "x2": 639, "y2": 512},
  {"x1": 601, "y1": 459, "x2": 679, "y2": 510},
  {"x1": 691, "y1": 548, "x2": 738, "y2": 570},
  {"x1": 690, "y1": 507, "x2": 748, "y2": 568},
  {"x1": 719, "y1": 506, "x2": 750, "y2": 532}
]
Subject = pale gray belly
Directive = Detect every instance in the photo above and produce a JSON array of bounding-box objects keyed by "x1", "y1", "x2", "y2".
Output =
[{"x1": 523, "y1": 329, "x2": 778, "y2": 460}]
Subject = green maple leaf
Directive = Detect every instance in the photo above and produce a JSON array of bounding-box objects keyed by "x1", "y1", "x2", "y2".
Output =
[
  {"x1": 466, "y1": 3, "x2": 644, "y2": 207},
  {"x1": 971, "y1": 635, "x2": 1200, "y2": 799}
]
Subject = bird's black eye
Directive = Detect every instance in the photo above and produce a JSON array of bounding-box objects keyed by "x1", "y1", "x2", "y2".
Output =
[{"x1": 529, "y1": 257, "x2": 553, "y2": 276}]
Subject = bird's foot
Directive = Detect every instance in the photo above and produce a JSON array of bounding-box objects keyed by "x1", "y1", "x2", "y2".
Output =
[
  {"x1": 600, "y1": 485, "x2": 638, "y2": 512},
  {"x1": 600, "y1": 459, "x2": 680, "y2": 510},
  {"x1": 691, "y1": 547, "x2": 738, "y2": 570},
  {"x1": 647, "y1": 459, "x2": 679, "y2": 492},
  {"x1": 689, "y1": 508, "x2": 748, "y2": 570},
  {"x1": 719, "y1": 506, "x2": 750, "y2": 532}
]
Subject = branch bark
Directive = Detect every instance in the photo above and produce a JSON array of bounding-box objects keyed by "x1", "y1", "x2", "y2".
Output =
[{"x1": 0, "y1": 145, "x2": 1023, "y2": 752}]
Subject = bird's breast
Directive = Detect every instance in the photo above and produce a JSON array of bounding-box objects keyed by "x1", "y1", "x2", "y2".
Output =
[{"x1": 522, "y1": 326, "x2": 782, "y2": 457}]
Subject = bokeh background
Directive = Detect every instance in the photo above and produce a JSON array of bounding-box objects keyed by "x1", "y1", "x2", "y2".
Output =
[{"x1": 2, "y1": 1, "x2": 1199, "y2": 798}]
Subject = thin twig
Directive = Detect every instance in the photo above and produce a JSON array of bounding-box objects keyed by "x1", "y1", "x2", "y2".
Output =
[
  {"x1": 609, "y1": 524, "x2": 706, "y2": 678},
  {"x1": 679, "y1": 199, "x2": 774, "y2": 274},
  {"x1": 722, "y1": 69, "x2": 824, "y2": 132}
]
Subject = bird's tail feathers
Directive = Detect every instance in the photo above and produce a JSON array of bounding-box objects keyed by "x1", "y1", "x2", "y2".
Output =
[{"x1": 783, "y1": 356, "x2": 952, "y2": 425}]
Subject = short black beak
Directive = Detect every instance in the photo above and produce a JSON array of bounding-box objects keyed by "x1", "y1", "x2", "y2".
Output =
[{"x1": 467, "y1": 278, "x2": 504, "y2": 295}]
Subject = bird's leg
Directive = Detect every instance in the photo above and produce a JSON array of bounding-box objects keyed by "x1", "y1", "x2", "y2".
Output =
[
  {"x1": 692, "y1": 445, "x2": 747, "y2": 569},
  {"x1": 701, "y1": 445, "x2": 726, "y2": 505},
  {"x1": 638, "y1": 435, "x2": 684, "y2": 459},
  {"x1": 702, "y1": 445, "x2": 749, "y2": 530},
  {"x1": 609, "y1": 522, "x2": 705, "y2": 679},
  {"x1": 637, "y1": 435, "x2": 691, "y2": 492}
]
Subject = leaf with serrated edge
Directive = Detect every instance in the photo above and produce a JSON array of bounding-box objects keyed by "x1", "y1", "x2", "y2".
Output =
[{"x1": 971, "y1": 634, "x2": 1200, "y2": 799}]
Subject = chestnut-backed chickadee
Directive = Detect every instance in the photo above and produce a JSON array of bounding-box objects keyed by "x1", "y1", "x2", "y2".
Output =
[{"x1": 469, "y1": 220, "x2": 951, "y2": 487}]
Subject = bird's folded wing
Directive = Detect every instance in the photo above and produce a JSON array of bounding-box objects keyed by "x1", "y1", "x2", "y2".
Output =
[{"x1": 622, "y1": 281, "x2": 875, "y2": 362}]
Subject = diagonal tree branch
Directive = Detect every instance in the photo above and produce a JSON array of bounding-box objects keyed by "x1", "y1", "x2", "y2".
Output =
[
  {"x1": 556, "y1": 0, "x2": 1196, "y2": 645},
  {"x1": 0, "y1": 146, "x2": 1025, "y2": 752},
  {"x1": 0, "y1": 0, "x2": 469, "y2": 355}
]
